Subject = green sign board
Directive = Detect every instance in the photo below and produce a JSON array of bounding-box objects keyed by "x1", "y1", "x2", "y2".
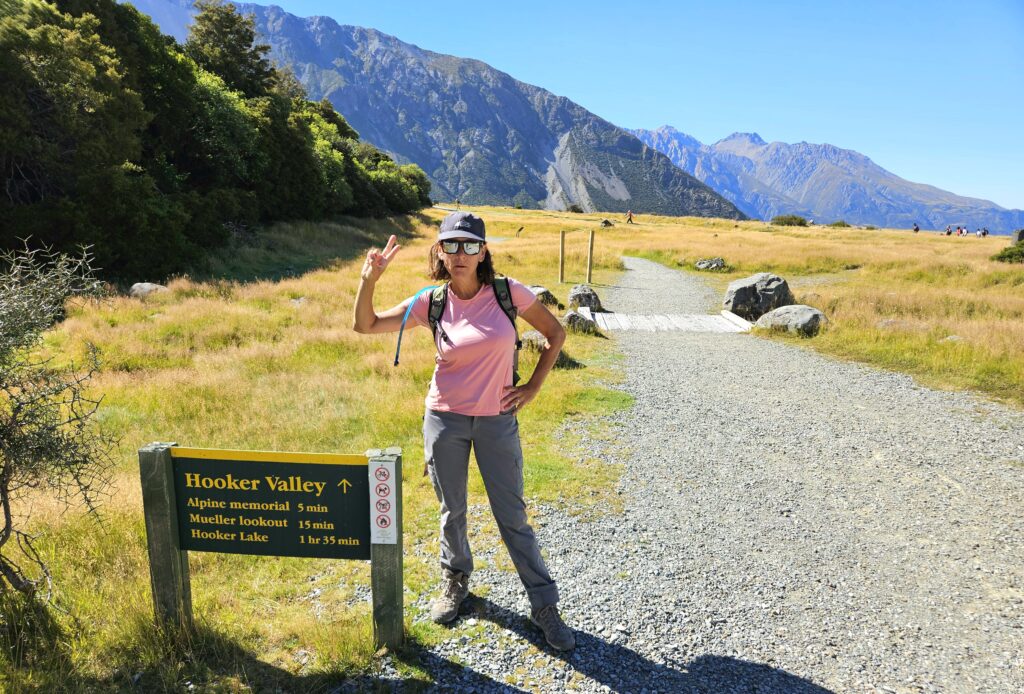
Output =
[
  {"x1": 139, "y1": 443, "x2": 403, "y2": 649},
  {"x1": 171, "y1": 447, "x2": 371, "y2": 560}
]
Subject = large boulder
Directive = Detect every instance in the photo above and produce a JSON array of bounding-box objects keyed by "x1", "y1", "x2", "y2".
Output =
[
  {"x1": 755, "y1": 305, "x2": 828, "y2": 337},
  {"x1": 568, "y1": 284, "x2": 602, "y2": 312},
  {"x1": 528, "y1": 285, "x2": 559, "y2": 307},
  {"x1": 129, "y1": 282, "x2": 168, "y2": 299},
  {"x1": 521, "y1": 330, "x2": 582, "y2": 369},
  {"x1": 723, "y1": 273, "x2": 794, "y2": 320},
  {"x1": 561, "y1": 310, "x2": 599, "y2": 335},
  {"x1": 1012, "y1": 229, "x2": 1024, "y2": 244}
]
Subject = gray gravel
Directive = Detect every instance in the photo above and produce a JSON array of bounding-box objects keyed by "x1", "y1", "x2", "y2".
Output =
[{"x1": 351, "y1": 257, "x2": 1024, "y2": 693}]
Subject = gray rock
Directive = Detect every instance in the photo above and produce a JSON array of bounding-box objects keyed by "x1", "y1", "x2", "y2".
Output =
[
  {"x1": 694, "y1": 257, "x2": 726, "y2": 271},
  {"x1": 129, "y1": 282, "x2": 168, "y2": 299},
  {"x1": 940, "y1": 334, "x2": 963, "y2": 343},
  {"x1": 561, "y1": 310, "x2": 599, "y2": 335},
  {"x1": 521, "y1": 330, "x2": 583, "y2": 369},
  {"x1": 754, "y1": 304, "x2": 828, "y2": 336},
  {"x1": 520, "y1": 330, "x2": 548, "y2": 352},
  {"x1": 723, "y1": 272, "x2": 794, "y2": 320},
  {"x1": 1012, "y1": 229, "x2": 1024, "y2": 244},
  {"x1": 568, "y1": 284, "x2": 602, "y2": 312},
  {"x1": 600, "y1": 219, "x2": 614, "y2": 227},
  {"x1": 528, "y1": 286, "x2": 559, "y2": 307}
]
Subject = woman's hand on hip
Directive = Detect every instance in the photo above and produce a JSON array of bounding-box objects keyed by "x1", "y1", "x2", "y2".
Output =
[
  {"x1": 501, "y1": 381, "x2": 540, "y2": 413},
  {"x1": 361, "y1": 235, "x2": 401, "y2": 282}
]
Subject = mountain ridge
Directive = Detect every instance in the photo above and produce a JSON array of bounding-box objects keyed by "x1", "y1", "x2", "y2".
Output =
[
  {"x1": 634, "y1": 126, "x2": 1024, "y2": 233},
  {"x1": 123, "y1": 0, "x2": 744, "y2": 218}
]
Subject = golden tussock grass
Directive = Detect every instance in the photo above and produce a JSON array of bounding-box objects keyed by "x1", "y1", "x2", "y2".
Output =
[
  {"x1": 497, "y1": 207, "x2": 1022, "y2": 406},
  {"x1": 4, "y1": 210, "x2": 629, "y2": 690}
]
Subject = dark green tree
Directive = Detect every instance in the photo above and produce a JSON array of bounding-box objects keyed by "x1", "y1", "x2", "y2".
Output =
[
  {"x1": 0, "y1": 0, "x2": 146, "y2": 209},
  {"x1": 3, "y1": 0, "x2": 432, "y2": 281},
  {"x1": 185, "y1": 0, "x2": 273, "y2": 98}
]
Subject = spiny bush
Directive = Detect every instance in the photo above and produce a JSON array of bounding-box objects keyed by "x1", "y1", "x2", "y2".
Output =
[
  {"x1": 771, "y1": 215, "x2": 808, "y2": 227},
  {"x1": 826, "y1": 220, "x2": 851, "y2": 228},
  {"x1": 568, "y1": 204, "x2": 584, "y2": 214}
]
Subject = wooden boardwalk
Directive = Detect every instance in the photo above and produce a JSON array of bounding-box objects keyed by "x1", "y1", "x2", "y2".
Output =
[{"x1": 578, "y1": 308, "x2": 752, "y2": 333}]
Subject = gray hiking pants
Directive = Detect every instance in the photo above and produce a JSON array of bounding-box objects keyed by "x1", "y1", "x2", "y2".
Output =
[{"x1": 423, "y1": 409, "x2": 559, "y2": 611}]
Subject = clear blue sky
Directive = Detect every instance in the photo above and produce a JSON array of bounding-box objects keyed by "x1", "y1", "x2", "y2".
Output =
[{"x1": 270, "y1": 0, "x2": 1023, "y2": 208}]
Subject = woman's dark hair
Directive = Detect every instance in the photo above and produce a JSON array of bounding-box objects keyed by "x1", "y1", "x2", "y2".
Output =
[{"x1": 428, "y1": 242, "x2": 496, "y2": 284}]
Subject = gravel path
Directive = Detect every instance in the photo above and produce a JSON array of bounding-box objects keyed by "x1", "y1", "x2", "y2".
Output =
[{"x1": 361, "y1": 257, "x2": 1024, "y2": 693}]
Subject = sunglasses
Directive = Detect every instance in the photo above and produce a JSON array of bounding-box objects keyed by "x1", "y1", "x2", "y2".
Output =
[{"x1": 440, "y1": 240, "x2": 484, "y2": 255}]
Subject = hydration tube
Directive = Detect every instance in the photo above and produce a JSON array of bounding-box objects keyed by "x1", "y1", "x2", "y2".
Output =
[{"x1": 393, "y1": 285, "x2": 438, "y2": 366}]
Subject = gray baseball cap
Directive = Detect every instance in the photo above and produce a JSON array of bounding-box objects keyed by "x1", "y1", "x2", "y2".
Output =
[{"x1": 438, "y1": 211, "x2": 486, "y2": 242}]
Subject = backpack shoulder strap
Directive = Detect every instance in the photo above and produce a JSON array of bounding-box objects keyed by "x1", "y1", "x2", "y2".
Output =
[
  {"x1": 492, "y1": 277, "x2": 522, "y2": 349},
  {"x1": 428, "y1": 283, "x2": 448, "y2": 338}
]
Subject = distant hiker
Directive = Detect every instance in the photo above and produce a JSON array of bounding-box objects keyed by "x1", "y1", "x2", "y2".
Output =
[
  {"x1": 455, "y1": 197, "x2": 461, "y2": 210},
  {"x1": 353, "y1": 212, "x2": 575, "y2": 651},
  {"x1": 626, "y1": 209, "x2": 634, "y2": 224},
  {"x1": 913, "y1": 222, "x2": 920, "y2": 233}
]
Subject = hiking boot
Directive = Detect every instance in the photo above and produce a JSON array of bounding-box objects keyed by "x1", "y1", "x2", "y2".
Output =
[
  {"x1": 429, "y1": 569, "x2": 469, "y2": 624},
  {"x1": 530, "y1": 604, "x2": 575, "y2": 651}
]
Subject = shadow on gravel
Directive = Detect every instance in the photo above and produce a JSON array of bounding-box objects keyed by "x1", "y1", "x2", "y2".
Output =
[{"x1": 469, "y1": 596, "x2": 836, "y2": 693}]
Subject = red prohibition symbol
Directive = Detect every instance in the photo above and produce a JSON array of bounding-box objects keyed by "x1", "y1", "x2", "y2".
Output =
[
  {"x1": 374, "y1": 467, "x2": 390, "y2": 481},
  {"x1": 375, "y1": 499, "x2": 391, "y2": 513},
  {"x1": 376, "y1": 515, "x2": 391, "y2": 529},
  {"x1": 375, "y1": 482, "x2": 390, "y2": 497}
]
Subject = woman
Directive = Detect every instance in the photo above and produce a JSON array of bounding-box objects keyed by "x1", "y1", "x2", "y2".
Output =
[{"x1": 353, "y1": 211, "x2": 574, "y2": 651}]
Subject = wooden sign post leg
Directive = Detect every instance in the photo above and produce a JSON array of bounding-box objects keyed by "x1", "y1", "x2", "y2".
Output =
[
  {"x1": 558, "y1": 230, "x2": 566, "y2": 284},
  {"x1": 586, "y1": 229, "x2": 595, "y2": 283},
  {"x1": 369, "y1": 449, "x2": 403, "y2": 649},
  {"x1": 138, "y1": 442, "x2": 193, "y2": 631}
]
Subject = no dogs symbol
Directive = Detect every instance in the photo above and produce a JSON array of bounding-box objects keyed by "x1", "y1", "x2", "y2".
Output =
[{"x1": 375, "y1": 482, "x2": 390, "y2": 497}]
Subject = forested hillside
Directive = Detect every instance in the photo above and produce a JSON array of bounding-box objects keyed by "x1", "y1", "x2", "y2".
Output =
[{"x1": 0, "y1": 0, "x2": 431, "y2": 280}]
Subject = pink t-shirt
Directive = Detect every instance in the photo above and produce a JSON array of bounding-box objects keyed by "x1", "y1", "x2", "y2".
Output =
[{"x1": 409, "y1": 278, "x2": 537, "y2": 416}]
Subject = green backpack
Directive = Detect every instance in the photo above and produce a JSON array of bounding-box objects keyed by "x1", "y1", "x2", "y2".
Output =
[{"x1": 428, "y1": 277, "x2": 523, "y2": 385}]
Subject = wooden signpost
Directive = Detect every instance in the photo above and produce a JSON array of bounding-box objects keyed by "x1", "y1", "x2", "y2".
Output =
[
  {"x1": 138, "y1": 442, "x2": 403, "y2": 648},
  {"x1": 558, "y1": 228, "x2": 598, "y2": 284}
]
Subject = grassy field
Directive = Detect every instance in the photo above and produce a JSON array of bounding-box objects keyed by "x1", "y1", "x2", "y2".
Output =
[
  {"x1": 3, "y1": 211, "x2": 630, "y2": 691},
  {"x1": 470, "y1": 207, "x2": 1023, "y2": 406},
  {"x1": 4, "y1": 205, "x2": 1021, "y2": 691}
]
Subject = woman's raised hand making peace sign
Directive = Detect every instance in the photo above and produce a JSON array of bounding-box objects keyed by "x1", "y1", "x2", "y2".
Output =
[{"x1": 361, "y1": 234, "x2": 401, "y2": 282}]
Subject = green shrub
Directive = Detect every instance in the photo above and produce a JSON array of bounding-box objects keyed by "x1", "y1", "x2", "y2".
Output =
[
  {"x1": 864, "y1": 225, "x2": 877, "y2": 230},
  {"x1": 771, "y1": 214, "x2": 808, "y2": 227},
  {"x1": 568, "y1": 204, "x2": 584, "y2": 214},
  {"x1": 992, "y1": 242, "x2": 1024, "y2": 264},
  {"x1": 826, "y1": 220, "x2": 851, "y2": 228}
]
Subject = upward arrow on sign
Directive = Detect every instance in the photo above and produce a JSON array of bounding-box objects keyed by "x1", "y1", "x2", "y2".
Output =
[{"x1": 338, "y1": 479, "x2": 351, "y2": 493}]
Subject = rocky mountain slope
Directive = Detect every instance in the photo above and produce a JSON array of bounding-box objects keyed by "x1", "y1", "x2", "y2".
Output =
[
  {"x1": 124, "y1": 0, "x2": 743, "y2": 218},
  {"x1": 633, "y1": 126, "x2": 1024, "y2": 233}
]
